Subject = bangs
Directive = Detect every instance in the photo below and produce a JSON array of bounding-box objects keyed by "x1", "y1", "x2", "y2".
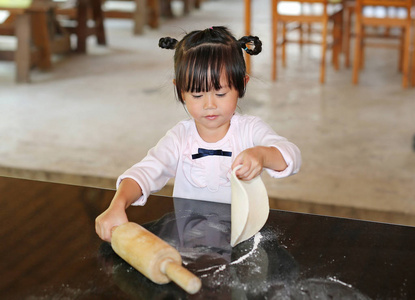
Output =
[{"x1": 175, "y1": 43, "x2": 246, "y2": 101}]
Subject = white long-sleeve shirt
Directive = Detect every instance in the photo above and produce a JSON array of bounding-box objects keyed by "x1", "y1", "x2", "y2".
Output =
[{"x1": 117, "y1": 113, "x2": 301, "y2": 205}]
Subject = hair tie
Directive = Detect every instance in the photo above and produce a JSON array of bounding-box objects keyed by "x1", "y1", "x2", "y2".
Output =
[{"x1": 238, "y1": 35, "x2": 262, "y2": 55}]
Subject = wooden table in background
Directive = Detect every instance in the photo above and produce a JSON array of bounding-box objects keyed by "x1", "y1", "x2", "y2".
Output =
[
  {"x1": 0, "y1": 0, "x2": 59, "y2": 82},
  {"x1": 0, "y1": 0, "x2": 104, "y2": 82}
]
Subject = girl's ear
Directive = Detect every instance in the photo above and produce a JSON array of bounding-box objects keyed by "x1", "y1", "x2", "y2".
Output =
[
  {"x1": 173, "y1": 79, "x2": 185, "y2": 103},
  {"x1": 244, "y1": 75, "x2": 250, "y2": 86}
]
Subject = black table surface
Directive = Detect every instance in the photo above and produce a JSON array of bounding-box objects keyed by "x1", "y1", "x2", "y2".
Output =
[{"x1": 0, "y1": 176, "x2": 414, "y2": 299}]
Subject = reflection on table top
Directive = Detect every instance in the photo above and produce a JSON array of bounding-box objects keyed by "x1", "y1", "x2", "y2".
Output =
[{"x1": 0, "y1": 176, "x2": 414, "y2": 299}]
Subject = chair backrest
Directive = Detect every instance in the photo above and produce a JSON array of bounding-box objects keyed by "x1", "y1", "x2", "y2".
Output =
[
  {"x1": 274, "y1": 0, "x2": 337, "y2": 19},
  {"x1": 355, "y1": 0, "x2": 412, "y2": 23},
  {"x1": 275, "y1": 0, "x2": 333, "y2": 3},
  {"x1": 360, "y1": 0, "x2": 412, "y2": 8}
]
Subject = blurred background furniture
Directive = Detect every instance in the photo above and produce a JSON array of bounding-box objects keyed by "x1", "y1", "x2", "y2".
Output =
[
  {"x1": 102, "y1": 0, "x2": 204, "y2": 35},
  {"x1": 160, "y1": 0, "x2": 203, "y2": 16},
  {"x1": 0, "y1": 0, "x2": 71, "y2": 82},
  {"x1": 271, "y1": 0, "x2": 344, "y2": 83},
  {"x1": 55, "y1": 0, "x2": 106, "y2": 53},
  {"x1": 103, "y1": 0, "x2": 154, "y2": 34},
  {"x1": 350, "y1": 0, "x2": 413, "y2": 87}
]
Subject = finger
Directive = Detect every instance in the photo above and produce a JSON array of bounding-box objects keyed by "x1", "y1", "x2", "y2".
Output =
[
  {"x1": 241, "y1": 165, "x2": 261, "y2": 181},
  {"x1": 236, "y1": 162, "x2": 251, "y2": 178},
  {"x1": 102, "y1": 227, "x2": 109, "y2": 242},
  {"x1": 96, "y1": 223, "x2": 104, "y2": 241},
  {"x1": 105, "y1": 233, "x2": 112, "y2": 243},
  {"x1": 232, "y1": 155, "x2": 244, "y2": 170},
  {"x1": 239, "y1": 169, "x2": 255, "y2": 180},
  {"x1": 102, "y1": 227, "x2": 112, "y2": 243},
  {"x1": 239, "y1": 159, "x2": 259, "y2": 178},
  {"x1": 98, "y1": 227, "x2": 105, "y2": 241},
  {"x1": 95, "y1": 221, "x2": 100, "y2": 236},
  {"x1": 97, "y1": 221, "x2": 112, "y2": 243}
]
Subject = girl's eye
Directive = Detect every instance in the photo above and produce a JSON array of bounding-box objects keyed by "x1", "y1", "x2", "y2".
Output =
[
  {"x1": 192, "y1": 94, "x2": 203, "y2": 99},
  {"x1": 216, "y1": 93, "x2": 226, "y2": 97}
]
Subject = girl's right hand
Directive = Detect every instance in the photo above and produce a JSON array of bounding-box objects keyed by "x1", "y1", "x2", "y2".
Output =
[
  {"x1": 95, "y1": 206, "x2": 128, "y2": 243},
  {"x1": 95, "y1": 178, "x2": 142, "y2": 242}
]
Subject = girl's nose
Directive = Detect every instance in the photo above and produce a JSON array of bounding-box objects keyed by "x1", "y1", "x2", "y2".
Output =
[{"x1": 204, "y1": 94, "x2": 217, "y2": 110}]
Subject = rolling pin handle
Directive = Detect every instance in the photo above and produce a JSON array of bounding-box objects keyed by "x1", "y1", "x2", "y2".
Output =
[{"x1": 161, "y1": 259, "x2": 202, "y2": 294}]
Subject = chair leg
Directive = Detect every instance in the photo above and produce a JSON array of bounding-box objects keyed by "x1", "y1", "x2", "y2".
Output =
[
  {"x1": 299, "y1": 4, "x2": 304, "y2": 48},
  {"x1": 91, "y1": 0, "x2": 106, "y2": 45},
  {"x1": 401, "y1": 24, "x2": 410, "y2": 88},
  {"x1": 148, "y1": 0, "x2": 161, "y2": 28},
  {"x1": 307, "y1": 22, "x2": 312, "y2": 42},
  {"x1": 132, "y1": 0, "x2": 146, "y2": 35},
  {"x1": 15, "y1": 13, "x2": 31, "y2": 83},
  {"x1": 412, "y1": 32, "x2": 415, "y2": 86},
  {"x1": 75, "y1": 0, "x2": 88, "y2": 53},
  {"x1": 352, "y1": 16, "x2": 362, "y2": 84},
  {"x1": 299, "y1": 22, "x2": 304, "y2": 48},
  {"x1": 331, "y1": 20, "x2": 337, "y2": 68},
  {"x1": 31, "y1": 11, "x2": 52, "y2": 70},
  {"x1": 360, "y1": 27, "x2": 365, "y2": 69},
  {"x1": 332, "y1": 12, "x2": 342, "y2": 70},
  {"x1": 271, "y1": 0, "x2": 277, "y2": 81},
  {"x1": 320, "y1": 18, "x2": 328, "y2": 83},
  {"x1": 245, "y1": 0, "x2": 251, "y2": 74},
  {"x1": 183, "y1": 0, "x2": 191, "y2": 14},
  {"x1": 398, "y1": 27, "x2": 404, "y2": 72},
  {"x1": 344, "y1": 5, "x2": 353, "y2": 68},
  {"x1": 337, "y1": 11, "x2": 343, "y2": 55},
  {"x1": 282, "y1": 22, "x2": 287, "y2": 68},
  {"x1": 160, "y1": 0, "x2": 173, "y2": 18},
  {"x1": 412, "y1": 49, "x2": 415, "y2": 86}
]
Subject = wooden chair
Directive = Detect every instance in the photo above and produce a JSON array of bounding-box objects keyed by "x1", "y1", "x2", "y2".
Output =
[
  {"x1": 351, "y1": 0, "x2": 413, "y2": 87},
  {"x1": 55, "y1": 0, "x2": 106, "y2": 53},
  {"x1": 0, "y1": 1, "x2": 71, "y2": 82},
  {"x1": 271, "y1": 0, "x2": 344, "y2": 83}
]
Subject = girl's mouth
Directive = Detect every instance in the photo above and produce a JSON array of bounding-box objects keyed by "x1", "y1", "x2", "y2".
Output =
[{"x1": 205, "y1": 115, "x2": 218, "y2": 120}]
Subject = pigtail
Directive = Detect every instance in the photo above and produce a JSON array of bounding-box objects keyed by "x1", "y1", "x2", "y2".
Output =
[
  {"x1": 158, "y1": 37, "x2": 178, "y2": 49},
  {"x1": 238, "y1": 35, "x2": 262, "y2": 55}
]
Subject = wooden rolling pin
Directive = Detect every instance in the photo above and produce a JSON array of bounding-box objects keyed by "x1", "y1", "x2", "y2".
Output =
[{"x1": 111, "y1": 222, "x2": 201, "y2": 294}]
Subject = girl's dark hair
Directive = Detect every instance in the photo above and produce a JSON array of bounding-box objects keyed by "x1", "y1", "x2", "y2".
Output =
[{"x1": 158, "y1": 26, "x2": 262, "y2": 104}]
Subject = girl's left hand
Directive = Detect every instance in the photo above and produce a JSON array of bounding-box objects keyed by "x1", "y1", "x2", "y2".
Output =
[{"x1": 231, "y1": 147, "x2": 265, "y2": 181}]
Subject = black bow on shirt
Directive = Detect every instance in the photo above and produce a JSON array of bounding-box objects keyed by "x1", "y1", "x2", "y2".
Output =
[{"x1": 192, "y1": 148, "x2": 232, "y2": 160}]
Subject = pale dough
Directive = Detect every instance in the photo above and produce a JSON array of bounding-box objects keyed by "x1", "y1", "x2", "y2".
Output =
[{"x1": 230, "y1": 165, "x2": 270, "y2": 246}]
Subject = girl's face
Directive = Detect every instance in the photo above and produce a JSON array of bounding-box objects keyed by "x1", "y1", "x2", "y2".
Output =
[{"x1": 182, "y1": 73, "x2": 245, "y2": 143}]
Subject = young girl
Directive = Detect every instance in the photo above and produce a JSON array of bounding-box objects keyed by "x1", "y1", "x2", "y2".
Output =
[{"x1": 96, "y1": 26, "x2": 301, "y2": 242}]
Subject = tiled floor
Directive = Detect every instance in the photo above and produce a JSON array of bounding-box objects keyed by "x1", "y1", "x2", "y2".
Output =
[{"x1": 1, "y1": 0, "x2": 415, "y2": 225}]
